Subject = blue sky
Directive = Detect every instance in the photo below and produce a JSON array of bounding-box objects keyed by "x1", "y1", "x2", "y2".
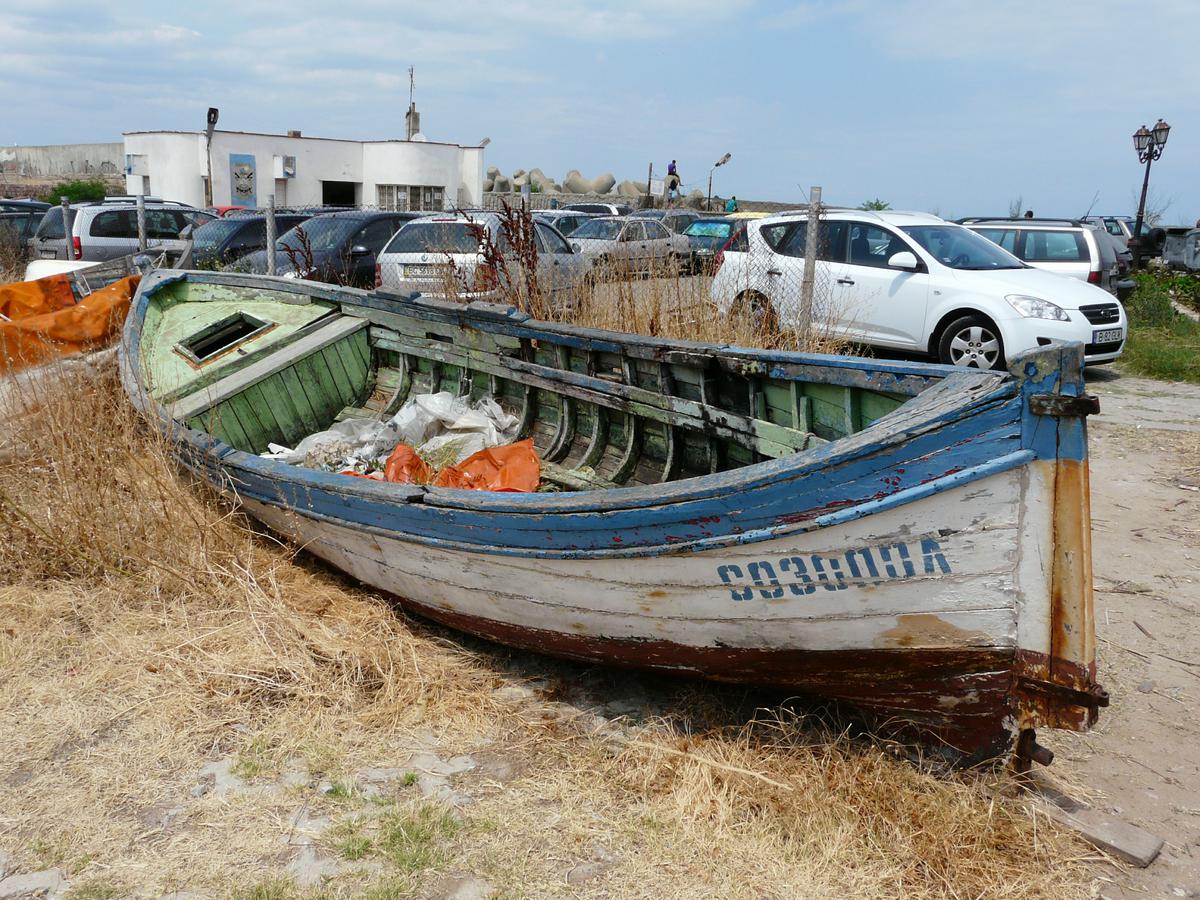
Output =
[{"x1": 3, "y1": 0, "x2": 1197, "y2": 223}]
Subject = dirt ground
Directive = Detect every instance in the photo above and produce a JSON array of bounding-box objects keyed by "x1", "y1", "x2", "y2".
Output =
[{"x1": 1057, "y1": 368, "x2": 1200, "y2": 898}]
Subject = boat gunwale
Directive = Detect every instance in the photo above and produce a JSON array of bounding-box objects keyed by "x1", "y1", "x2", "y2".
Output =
[{"x1": 121, "y1": 269, "x2": 1025, "y2": 518}]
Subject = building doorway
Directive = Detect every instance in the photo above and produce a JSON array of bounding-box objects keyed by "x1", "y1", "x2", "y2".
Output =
[{"x1": 321, "y1": 181, "x2": 357, "y2": 206}]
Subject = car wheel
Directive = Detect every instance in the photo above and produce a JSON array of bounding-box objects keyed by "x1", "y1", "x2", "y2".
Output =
[
  {"x1": 937, "y1": 314, "x2": 1005, "y2": 370},
  {"x1": 730, "y1": 291, "x2": 780, "y2": 334}
]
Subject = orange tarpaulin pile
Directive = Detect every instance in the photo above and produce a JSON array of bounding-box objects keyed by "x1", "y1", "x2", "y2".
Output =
[
  {"x1": 0, "y1": 273, "x2": 77, "y2": 320},
  {"x1": 359, "y1": 437, "x2": 541, "y2": 492},
  {"x1": 0, "y1": 275, "x2": 139, "y2": 375}
]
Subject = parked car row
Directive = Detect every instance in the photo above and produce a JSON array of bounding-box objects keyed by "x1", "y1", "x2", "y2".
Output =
[{"x1": 2, "y1": 193, "x2": 1139, "y2": 374}]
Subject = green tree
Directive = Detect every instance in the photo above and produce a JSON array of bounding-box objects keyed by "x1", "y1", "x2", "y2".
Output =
[
  {"x1": 859, "y1": 198, "x2": 891, "y2": 211},
  {"x1": 37, "y1": 178, "x2": 107, "y2": 205}
]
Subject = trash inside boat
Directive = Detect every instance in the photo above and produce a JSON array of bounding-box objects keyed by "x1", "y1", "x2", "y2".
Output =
[{"x1": 120, "y1": 270, "x2": 1107, "y2": 764}]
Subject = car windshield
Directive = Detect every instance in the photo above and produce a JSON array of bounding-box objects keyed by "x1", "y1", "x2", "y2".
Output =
[
  {"x1": 387, "y1": 222, "x2": 482, "y2": 254},
  {"x1": 277, "y1": 217, "x2": 360, "y2": 254},
  {"x1": 685, "y1": 221, "x2": 733, "y2": 238},
  {"x1": 572, "y1": 219, "x2": 623, "y2": 240},
  {"x1": 900, "y1": 224, "x2": 1025, "y2": 269},
  {"x1": 192, "y1": 218, "x2": 245, "y2": 251}
]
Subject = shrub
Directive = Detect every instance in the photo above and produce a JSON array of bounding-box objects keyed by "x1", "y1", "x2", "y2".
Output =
[
  {"x1": 1125, "y1": 272, "x2": 1178, "y2": 327},
  {"x1": 37, "y1": 178, "x2": 107, "y2": 205}
]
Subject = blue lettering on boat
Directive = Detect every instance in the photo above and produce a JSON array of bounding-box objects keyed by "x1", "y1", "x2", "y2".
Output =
[{"x1": 718, "y1": 537, "x2": 952, "y2": 601}]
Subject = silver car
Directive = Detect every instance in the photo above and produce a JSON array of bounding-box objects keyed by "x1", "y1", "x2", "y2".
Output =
[
  {"x1": 568, "y1": 217, "x2": 690, "y2": 276},
  {"x1": 29, "y1": 197, "x2": 213, "y2": 262},
  {"x1": 376, "y1": 212, "x2": 591, "y2": 308},
  {"x1": 629, "y1": 207, "x2": 701, "y2": 235}
]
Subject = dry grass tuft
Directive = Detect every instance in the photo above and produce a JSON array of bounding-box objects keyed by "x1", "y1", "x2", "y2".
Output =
[{"x1": 0, "y1": 335, "x2": 1095, "y2": 896}]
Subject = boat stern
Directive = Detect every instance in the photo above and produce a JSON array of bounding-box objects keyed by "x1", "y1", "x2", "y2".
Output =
[{"x1": 1009, "y1": 343, "x2": 1108, "y2": 761}]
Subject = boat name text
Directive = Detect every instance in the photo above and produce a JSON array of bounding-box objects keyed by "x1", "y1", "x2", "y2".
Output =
[{"x1": 717, "y1": 537, "x2": 952, "y2": 601}]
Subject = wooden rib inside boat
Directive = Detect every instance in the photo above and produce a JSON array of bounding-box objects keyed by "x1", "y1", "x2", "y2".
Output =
[{"x1": 142, "y1": 278, "x2": 923, "y2": 489}]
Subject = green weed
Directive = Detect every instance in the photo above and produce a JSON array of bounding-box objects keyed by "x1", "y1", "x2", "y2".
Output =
[
  {"x1": 325, "y1": 817, "x2": 373, "y2": 861},
  {"x1": 376, "y1": 804, "x2": 461, "y2": 873},
  {"x1": 231, "y1": 877, "x2": 298, "y2": 900},
  {"x1": 68, "y1": 882, "x2": 119, "y2": 900},
  {"x1": 1117, "y1": 272, "x2": 1200, "y2": 383}
]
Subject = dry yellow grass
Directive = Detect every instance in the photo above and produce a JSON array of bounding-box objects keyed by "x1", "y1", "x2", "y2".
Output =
[{"x1": 0, "y1": 298, "x2": 1098, "y2": 897}]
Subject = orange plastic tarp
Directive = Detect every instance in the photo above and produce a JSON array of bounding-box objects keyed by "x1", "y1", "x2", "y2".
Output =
[
  {"x1": 0, "y1": 275, "x2": 139, "y2": 375},
  {"x1": 0, "y1": 273, "x2": 77, "y2": 320},
  {"x1": 380, "y1": 438, "x2": 541, "y2": 492}
]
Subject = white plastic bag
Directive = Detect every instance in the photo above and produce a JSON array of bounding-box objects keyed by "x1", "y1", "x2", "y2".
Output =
[{"x1": 262, "y1": 392, "x2": 520, "y2": 472}]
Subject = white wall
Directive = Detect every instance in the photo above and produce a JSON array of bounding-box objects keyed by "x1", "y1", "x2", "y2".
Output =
[
  {"x1": 124, "y1": 130, "x2": 485, "y2": 210},
  {"x1": 123, "y1": 133, "x2": 205, "y2": 204},
  {"x1": 362, "y1": 141, "x2": 484, "y2": 209}
]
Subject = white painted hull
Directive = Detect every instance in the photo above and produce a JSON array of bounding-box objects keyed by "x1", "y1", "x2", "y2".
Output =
[{"x1": 242, "y1": 465, "x2": 1048, "y2": 658}]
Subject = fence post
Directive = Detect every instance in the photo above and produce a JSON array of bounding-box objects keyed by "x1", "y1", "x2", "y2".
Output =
[
  {"x1": 265, "y1": 194, "x2": 277, "y2": 276},
  {"x1": 60, "y1": 197, "x2": 72, "y2": 260},
  {"x1": 798, "y1": 185, "x2": 821, "y2": 335},
  {"x1": 136, "y1": 193, "x2": 147, "y2": 251}
]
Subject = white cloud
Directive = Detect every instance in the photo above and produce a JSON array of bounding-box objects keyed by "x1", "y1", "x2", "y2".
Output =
[{"x1": 150, "y1": 23, "x2": 200, "y2": 41}]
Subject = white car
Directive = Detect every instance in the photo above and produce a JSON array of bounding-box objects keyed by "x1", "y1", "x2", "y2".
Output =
[
  {"x1": 376, "y1": 212, "x2": 591, "y2": 308},
  {"x1": 710, "y1": 210, "x2": 1127, "y2": 369},
  {"x1": 569, "y1": 217, "x2": 690, "y2": 276}
]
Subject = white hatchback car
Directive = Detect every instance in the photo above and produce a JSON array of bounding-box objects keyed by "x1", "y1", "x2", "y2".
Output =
[{"x1": 710, "y1": 210, "x2": 1127, "y2": 369}]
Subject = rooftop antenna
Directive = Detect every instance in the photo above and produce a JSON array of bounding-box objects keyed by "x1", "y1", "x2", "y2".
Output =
[
  {"x1": 1080, "y1": 190, "x2": 1100, "y2": 220},
  {"x1": 405, "y1": 66, "x2": 421, "y2": 141}
]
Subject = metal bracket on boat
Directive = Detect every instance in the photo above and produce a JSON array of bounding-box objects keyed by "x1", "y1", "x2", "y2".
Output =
[
  {"x1": 1028, "y1": 393, "x2": 1101, "y2": 417},
  {"x1": 1017, "y1": 675, "x2": 1110, "y2": 712}
]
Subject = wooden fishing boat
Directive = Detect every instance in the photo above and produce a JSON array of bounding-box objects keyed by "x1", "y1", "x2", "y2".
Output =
[{"x1": 120, "y1": 270, "x2": 1107, "y2": 764}]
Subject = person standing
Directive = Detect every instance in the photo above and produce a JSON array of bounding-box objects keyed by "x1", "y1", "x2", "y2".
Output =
[
  {"x1": 666, "y1": 159, "x2": 680, "y2": 201},
  {"x1": 725, "y1": 195, "x2": 738, "y2": 213}
]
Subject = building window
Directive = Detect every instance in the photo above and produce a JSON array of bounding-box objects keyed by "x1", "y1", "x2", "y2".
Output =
[
  {"x1": 377, "y1": 184, "x2": 445, "y2": 212},
  {"x1": 377, "y1": 184, "x2": 405, "y2": 211}
]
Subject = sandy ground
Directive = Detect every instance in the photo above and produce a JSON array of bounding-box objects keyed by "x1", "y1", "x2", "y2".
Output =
[{"x1": 1056, "y1": 369, "x2": 1200, "y2": 897}]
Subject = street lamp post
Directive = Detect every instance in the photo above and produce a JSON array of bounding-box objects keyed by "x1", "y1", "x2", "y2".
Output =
[
  {"x1": 204, "y1": 107, "x2": 219, "y2": 208},
  {"x1": 707, "y1": 153, "x2": 731, "y2": 212},
  {"x1": 1131, "y1": 118, "x2": 1170, "y2": 271}
]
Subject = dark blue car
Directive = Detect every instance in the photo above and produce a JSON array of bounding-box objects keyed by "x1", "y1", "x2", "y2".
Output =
[
  {"x1": 190, "y1": 212, "x2": 313, "y2": 268},
  {"x1": 231, "y1": 210, "x2": 422, "y2": 288}
]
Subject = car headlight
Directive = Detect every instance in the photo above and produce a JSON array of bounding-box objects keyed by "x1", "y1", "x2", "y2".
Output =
[
  {"x1": 1005, "y1": 294, "x2": 1069, "y2": 321},
  {"x1": 281, "y1": 270, "x2": 301, "y2": 279}
]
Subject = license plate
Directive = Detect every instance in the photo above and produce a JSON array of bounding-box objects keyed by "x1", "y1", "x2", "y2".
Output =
[
  {"x1": 1093, "y1": 328, "x2": 1123, "y2": 343},
  {"x1": 402, "y1": 264, "x2": 444, "y2": 277},
  {"x1": 39, "y1": 250, "x2": 58, "y2": 259}
]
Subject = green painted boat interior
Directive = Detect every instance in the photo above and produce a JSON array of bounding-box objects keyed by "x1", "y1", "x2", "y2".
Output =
[{"x1": 146, "y1": 281, "x2": 913, "y2": 490}]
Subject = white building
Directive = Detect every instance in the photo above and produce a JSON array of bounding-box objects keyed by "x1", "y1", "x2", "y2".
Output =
[{"x1": 122, "y1": 127, "x2": 486, "y2": 211}]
